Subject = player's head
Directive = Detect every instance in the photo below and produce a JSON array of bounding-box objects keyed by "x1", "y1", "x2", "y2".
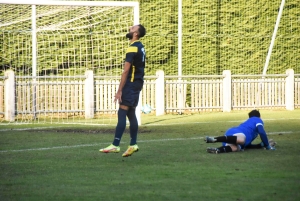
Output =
[
  {"x1": 137, "y1": 24, "x2": 146, "y2": 38},
  {"x1": 126, "y1": 24, "x2": 146, "y2": 40},
  {"x1": 248, "y1": 109, "x2": 260, "y2": 118}
]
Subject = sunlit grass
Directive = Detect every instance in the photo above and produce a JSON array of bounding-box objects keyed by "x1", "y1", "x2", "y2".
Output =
[{"x1": 0, "y1": 110, "x2": 300, "y2": 201}]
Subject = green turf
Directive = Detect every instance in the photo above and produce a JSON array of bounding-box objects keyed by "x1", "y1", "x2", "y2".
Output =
[{"x1": 0, "y1": 110, "x2": 300, "y2": 201}]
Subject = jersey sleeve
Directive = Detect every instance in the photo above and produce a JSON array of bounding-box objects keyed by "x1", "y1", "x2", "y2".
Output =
[
  {"x1": 257, "y1": 124, "x2": 270, "y2": 147},
  {"x1": 125, "y1": 46, "x2": 138, "y2": 63}
]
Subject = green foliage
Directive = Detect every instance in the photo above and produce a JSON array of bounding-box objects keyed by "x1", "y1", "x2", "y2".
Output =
[{"x1": 0, "y1": 0, "x2": 299, "y2": 76}]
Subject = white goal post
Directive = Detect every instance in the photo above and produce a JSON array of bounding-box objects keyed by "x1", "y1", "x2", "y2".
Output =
[
  {"x1": 0, "y1": 0, "x2": 142, "y2": 125},
  {"x1": 0, "y1": 0, "x2": 139, "y2": 77}
]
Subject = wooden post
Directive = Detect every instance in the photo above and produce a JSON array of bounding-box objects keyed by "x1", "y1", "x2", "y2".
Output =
[
  {"x1": 84, "y1": 70, "x2": 94, "y2": 119},
  {"x1": 4, "y1": 70, "x2": 15, "y2": 122},
  {"x1": 223, "y1": 70, "x2": 231, "y2": 112},
  {"x1": 136, "y1": 91, "x2": 142, "y2": 125},
  {"x1": 285, "y1": 69, "x2": 294, "y2": 110},
  {"x1": 156, "y1": 70, "x2": 165, "y2": 116}
]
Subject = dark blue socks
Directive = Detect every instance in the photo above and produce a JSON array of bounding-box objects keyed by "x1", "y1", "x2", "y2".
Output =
[
  {"x1": 127, "y1": 107, "x2": 138, "y2": 145},
  {"x1": 215, "y1": 136, "x2": 237, "y2": 144},
  {"x1": 112, "y1": 108, "x2": 128, "y2": 146},
  {"x1": 112, "y1": 107, "x2": 138, "y2": 146},
  {"x1": 217, "y1": 146, "x2": 233, "y2": 153}
]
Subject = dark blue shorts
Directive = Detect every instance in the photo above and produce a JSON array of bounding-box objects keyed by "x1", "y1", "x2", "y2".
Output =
[{"x1": 121, "y1": 80, "x2": 143, "y2": 107}]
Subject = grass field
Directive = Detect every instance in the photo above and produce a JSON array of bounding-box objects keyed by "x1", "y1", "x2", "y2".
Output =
[{"x1": 0, "y1": 110, "x2": 300, "y2": 201}]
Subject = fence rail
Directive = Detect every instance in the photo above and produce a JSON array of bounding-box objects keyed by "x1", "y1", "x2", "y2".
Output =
[
  {"x1": 232, "y1": 78, "x2": 286, "y2": 109},
  {"x1": 0, "y1": 69, "x2": 299, "y2": 122}
]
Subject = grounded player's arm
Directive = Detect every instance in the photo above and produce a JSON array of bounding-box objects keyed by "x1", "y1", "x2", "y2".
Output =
[
  {"x1": 257, "y1": 124, "x2": 272, "y2": 149},
  {"x1": 114, "y1": 61, "x2": 131, "y2": 103},
  {"x1": 245, "y1": 143, "x2": 264, "y2": 149}
]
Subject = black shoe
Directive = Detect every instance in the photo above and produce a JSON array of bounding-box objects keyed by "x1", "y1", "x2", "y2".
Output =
[{"x1": 206, "y1": 147, "x2": 220, "y2": 154}]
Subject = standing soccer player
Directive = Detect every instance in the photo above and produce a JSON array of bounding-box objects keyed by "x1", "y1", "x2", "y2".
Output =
[
  {"x1": 205, "y1": 110, "x2": 276, "y2": 154},
  {"x1": 99, "y1": 24, "x2": 146, "y2": 157}
]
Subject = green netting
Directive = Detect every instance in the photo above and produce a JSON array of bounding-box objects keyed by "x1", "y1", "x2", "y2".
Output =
[{"x1": 0, "y1": 0, "x2": 299, "y2": 76}]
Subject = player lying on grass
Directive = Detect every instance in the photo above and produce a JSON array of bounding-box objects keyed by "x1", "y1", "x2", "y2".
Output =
[{"x1": 205, "y1": 109, "x2": 276, "y2": 154}]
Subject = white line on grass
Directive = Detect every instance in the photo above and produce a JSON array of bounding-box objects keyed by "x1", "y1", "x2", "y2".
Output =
[
  {"x1": 0, "y1": 131, "x2": 294, "y2": 153},
  {"x1": 1, "y1": 118, "x2": 299, "y2": 131},
  {"x1": 0, "y1": 137, "x2": 204, "y2": 153}
]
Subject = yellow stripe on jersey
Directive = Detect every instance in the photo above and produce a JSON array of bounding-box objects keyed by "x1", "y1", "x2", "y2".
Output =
[
  {"x1": 131, "y1": 66, "x2": 135, "y2": 82},
  {"x1": 126, "y1": 46, "x2": 138, "y2": 53}
]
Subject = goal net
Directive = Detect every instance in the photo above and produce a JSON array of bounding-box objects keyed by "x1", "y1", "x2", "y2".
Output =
[{"x1": 0, "y1": 0, "x2": 140, "y2": 125}]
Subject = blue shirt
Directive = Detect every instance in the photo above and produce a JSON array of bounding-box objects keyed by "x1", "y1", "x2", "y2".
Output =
[
  {"x1": 125, "y1": 40, "x2": 146, "y2": 82},
  {"x1": 237, "y1": 117, "x2": 269, "y2": 147}
]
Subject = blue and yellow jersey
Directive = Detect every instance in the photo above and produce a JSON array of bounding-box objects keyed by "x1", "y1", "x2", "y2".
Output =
[{"x1": 125, "y1": 40, "x2": 146, "y2": 82}]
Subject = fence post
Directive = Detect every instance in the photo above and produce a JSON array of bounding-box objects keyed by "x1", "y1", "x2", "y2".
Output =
[
  {"x1": 156, "y1": 70, "x2": 165, "y2": 116},
  {"x1": 84, "y1": 70, "x2": 94, "y2": 119},
  {"x1": 136, "y1": 92, "x2": 142, "y2": 125},
  {"x1": 223, "y1": 70, "x2": 231, "y2": 112},
  {"x1": 285, "y1": 69, "x2": 294, "y2": 110},
  {"x1": 4, "y1": 70, "x2": 15, "y2": 122}
]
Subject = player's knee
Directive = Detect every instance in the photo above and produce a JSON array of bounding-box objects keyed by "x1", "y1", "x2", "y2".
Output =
[
  {"x1": 119, "y1": 105, "x2": 129, "y2": 110},
  {"x1": 228, "y1": 144, "x2": 239, "y2": 152},
  {"x1": 234, "y1": 134, "x2": 246, "y2": 144}
]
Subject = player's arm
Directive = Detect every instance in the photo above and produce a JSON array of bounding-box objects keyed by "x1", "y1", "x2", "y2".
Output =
[
  {"x1": 114, "y1": 45, "x2": 136, "y2": 103},
  {"x1": 114, "y1": 62, "x2": 131, "y2": 103},
  {"x1": 257, "y1": 124, "x2": 275, "y2": 150},
  {"x1": 245, "y1": 142, "x2": 264, "y2": 149}
]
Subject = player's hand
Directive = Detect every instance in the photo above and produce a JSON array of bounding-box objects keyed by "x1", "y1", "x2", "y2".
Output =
[
  {"x1": 265, "y1": 145, "x2": 276, "y2": 150},
  {"x1": 114, "y1": 91, "x2": 122, "y2": 104}
]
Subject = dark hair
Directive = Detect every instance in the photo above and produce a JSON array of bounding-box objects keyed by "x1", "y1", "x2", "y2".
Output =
[
  {"x1": 137, "y1": 24, "x2": 146, "y2": 38},
  {"x1": 248, "y1": 109, "x2": 260, "y2": 118}
]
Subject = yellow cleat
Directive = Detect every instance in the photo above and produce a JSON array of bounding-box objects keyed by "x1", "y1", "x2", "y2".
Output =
[
  {"x1": 99, "y1": 144, "x2": 120, "y2": 153},
  {"x1": 122, "y1": 144, "x2": 139, "y2": 157}
]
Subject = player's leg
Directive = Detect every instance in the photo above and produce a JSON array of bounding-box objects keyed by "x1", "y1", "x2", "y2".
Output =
[
  {"x1": 205, "y1": 128, "x2": 246, "y2": 145},
  {"x1": 122, "y1": 106, "x2": 139, "y2": 156},
  {"x1": 100, "y1": 81, "x2": 134, "y2": 153},
  {"x1": 207, "y1": 143, "x2": 245, "y2": 154},
  {"x1": 112, "y1": 104, "x2": 129, "y2": 146},
  {"x1": 121, "y1": 81, "x2": 143, "y2": 157},
  {"x1": 207, "y1": 143, "x2": 243, "y2": 154},
  {"x1": 99, "y1": 104, "x2": 129, "y2": 153},
  {"x1": 206, "y1": 129, "x2": 246, "y2": 154},
  {"x1": 127, "y1": 106, "x2": 138, "y2": 146}
]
